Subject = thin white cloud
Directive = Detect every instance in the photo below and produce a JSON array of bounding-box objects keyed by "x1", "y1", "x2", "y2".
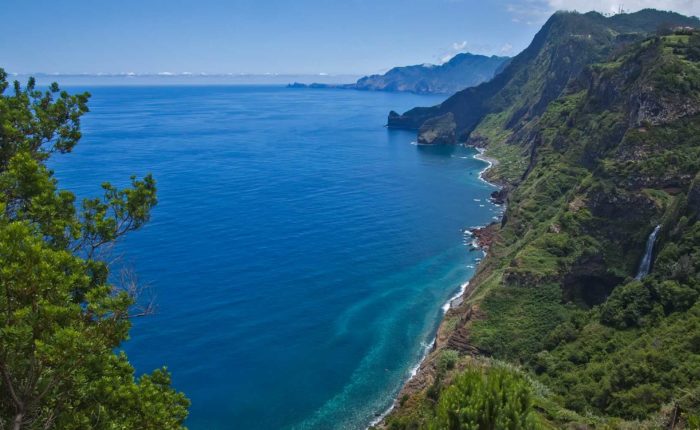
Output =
[
  {"x1": 547, "y1": 0, "x2": 700, "y2": 16},
  {"x1": 452, "y1": 41, "x2": 469, "y2": 51},
  {"x1": 506, "y1": 1, "x2": 554, "y2": 25},
  {"x1": 437, "y1": 40, "x2": 510, "y2": 63},
  {"x1": 439, "y1": 40, "x2": 469, "y2": 63},
  {"x1": 507, "y1": 0, "x2": 700, "y2": 25},
  {"x1": 500, "y1": 43, "x2": 514, "y2": 55}
]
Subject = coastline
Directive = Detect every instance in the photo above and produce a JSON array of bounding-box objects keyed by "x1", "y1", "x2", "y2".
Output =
[
  {"x1": 473, "y1": 147, "x2": 500, "y2": 184},
  {"x1": 370, "y1": 144, "x2": 503, "y2": 429}
]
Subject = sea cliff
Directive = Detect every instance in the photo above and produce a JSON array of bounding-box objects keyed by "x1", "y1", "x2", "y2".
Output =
[{"x1": 377, "y1": 10, "x2": 700, "y2": 429}]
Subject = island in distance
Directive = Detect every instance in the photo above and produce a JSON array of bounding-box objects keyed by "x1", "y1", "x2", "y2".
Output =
[{"x1": 288, "y1": 52, "x2": 510, "y2": 95}]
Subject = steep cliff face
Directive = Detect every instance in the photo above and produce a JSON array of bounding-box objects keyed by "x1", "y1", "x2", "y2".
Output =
[
  {"x1": 416, "y1": 113, "x2": 456, "y2": 145},
  {"x1": 388, "y1": 10, "x2": 700, "y2": 145},
  {"x1": 382, "y1": 20, "x2": 700, "y2": 430}
]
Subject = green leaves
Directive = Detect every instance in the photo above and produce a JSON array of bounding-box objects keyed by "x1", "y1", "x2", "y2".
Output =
[
  {"x1": 0, "y1": 73, "x2": 188, "y2": 428},
  {"x1": 429, "y1": 366, "x2": 537, "y2": 430},
  {"x1": 78, "y1": 174, "x2": 157, "y2": 258},
  {"x1": 0, "y1": 70, "x2": 89, "y2": 167}
]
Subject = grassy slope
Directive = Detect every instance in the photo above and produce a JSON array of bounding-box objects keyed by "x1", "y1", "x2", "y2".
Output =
[{"x1": 382, "y1": 30, "x2": 700, "y2": 430}]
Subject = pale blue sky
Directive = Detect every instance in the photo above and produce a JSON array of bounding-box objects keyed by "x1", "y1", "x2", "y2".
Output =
[{"x1": 1, "y1": 0, "x2": 698, "y2": 75}]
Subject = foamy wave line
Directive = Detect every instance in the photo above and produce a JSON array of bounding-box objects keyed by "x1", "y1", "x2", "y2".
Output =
[
  {"x1": 474, "y1": 147, "x2": 495, "y2": 185},
  {"x1": 442, "y1": 281, "x2": 470, "y2": 314},
  {"x1": 368, "y1": 337, "x2": 434, "y2": 428},
  {"x1": 368, "y1": 281, "x2": 470, "y2": 428},
  {"x1": 371, "y1": 148, "x2": 501, "y2": 428}
]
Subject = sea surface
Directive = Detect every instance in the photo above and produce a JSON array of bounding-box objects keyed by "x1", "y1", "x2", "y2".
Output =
[{"x1": 49, "y1": 85, "x2": 501, "y2": 430}]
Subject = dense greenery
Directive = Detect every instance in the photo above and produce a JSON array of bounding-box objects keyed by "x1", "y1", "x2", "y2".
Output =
[
  {"x1": 0, "y1": 71, "x2": 189, "y2": 429},
  {"x1": 429, "y1": 367, "x2": 536, "y2": 430},
  {"x1": 476, "y1": 31, "x2": 700, "y2": 422},
  {"x1": 386, "y1": 363, "x2": 539, "y2": 430},
  {"x1": 384, "y1": 11, "x2": 700, "y2": 430}
]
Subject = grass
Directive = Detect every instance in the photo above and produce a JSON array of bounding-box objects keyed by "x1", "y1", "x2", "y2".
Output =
[
  {"x1": 470, "y1": 284, "x2": 573, "y2": 361},
  {"x1": 469, "y1": 111, "x2": 529, "y2": 184}
]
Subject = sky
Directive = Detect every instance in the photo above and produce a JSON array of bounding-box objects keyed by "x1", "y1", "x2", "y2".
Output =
[{"x1": 1, "y1": 0, "x2": 698, "y2": 76}]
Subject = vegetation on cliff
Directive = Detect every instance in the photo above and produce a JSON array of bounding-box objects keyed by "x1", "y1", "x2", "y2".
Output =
[
  {"x1": 382, "y1": 10, "x2": 700, "y2": 430},
  {"x1": 428, "y1": 365, "x2": 537, "y2": 430},
  {"x1": 0, "y1": 72, "x2": 189, "y2": 429}
]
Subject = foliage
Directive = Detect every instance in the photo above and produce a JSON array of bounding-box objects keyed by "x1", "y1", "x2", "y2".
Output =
[
  {"x1": 0, "y1": 71, "x2": 189, "y2": 429},
  {"x1": 437, "y1": 350, "x2": 460, "y2": 374},
  {"x1": 388, "y1": 23, "x2": 700, "y2": 430},
  {"x1": 428, "y1": 366, "x2": 537, "y2": 430},
  {"x1": 473, "y1": 32, "x2": 700, "y2": 422},
  {"x1": 385, "y1": 365, "x2": 540, "y2": 430},
  {"x1": 471, "y1": 284, "x2": 572, "y2": 361}
]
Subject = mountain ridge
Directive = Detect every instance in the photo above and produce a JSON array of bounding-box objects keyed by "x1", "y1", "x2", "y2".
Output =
[
  {"x1": 387, "y1": 9, "x2": 700, "y2": 143},
  {"x1": 288, "y1": 52, "x2": 509, "y2": 95},
  {"x1": 378, "y1": 9, "x2": 700, "y2": 429}
]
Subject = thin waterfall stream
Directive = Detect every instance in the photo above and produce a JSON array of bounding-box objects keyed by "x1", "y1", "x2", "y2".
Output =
[{"x1": 635, "y1": 225, "x2": 661, "y2": 280}]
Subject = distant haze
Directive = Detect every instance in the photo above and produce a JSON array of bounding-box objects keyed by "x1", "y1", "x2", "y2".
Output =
[{"x1": 13, "y1": 73, "x2": 363, "y2": 87}]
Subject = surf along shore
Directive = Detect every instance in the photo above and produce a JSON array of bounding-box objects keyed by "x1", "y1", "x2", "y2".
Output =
[{"x1": 370, "y1": 145, "x2": 505, "y2": 429}]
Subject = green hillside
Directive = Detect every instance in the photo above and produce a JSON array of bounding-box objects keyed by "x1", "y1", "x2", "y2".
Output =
[{"x1": 381, "y1": 12, "x2": 700, "y2": 430}]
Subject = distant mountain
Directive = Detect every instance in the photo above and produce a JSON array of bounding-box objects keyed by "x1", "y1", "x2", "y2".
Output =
[
  {"x1": 288, "y1": 53, "x2": 510, "y2": 95},
  {"x1": 352, "y1": 53, "x2": 511, "y2": 94}
]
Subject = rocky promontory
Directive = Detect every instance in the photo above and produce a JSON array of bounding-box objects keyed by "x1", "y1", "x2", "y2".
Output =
[{"x1": 417, "y1": 113, "x2": 456, "y2": 145}]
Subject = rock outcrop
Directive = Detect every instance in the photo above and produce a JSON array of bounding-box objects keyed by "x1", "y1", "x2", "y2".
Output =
[{"x1": 417, "y1": 113, "x2": 456, "y2": 145}]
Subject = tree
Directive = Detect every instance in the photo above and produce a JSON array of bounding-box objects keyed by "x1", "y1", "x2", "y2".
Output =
[{"x1": 0, "y1": 69, "x2": 189, "y2": 429}]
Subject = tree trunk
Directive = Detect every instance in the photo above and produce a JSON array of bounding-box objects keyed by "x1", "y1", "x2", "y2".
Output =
[{"x1": 13, "y1": 412, "x2": 23, "y2": 430}]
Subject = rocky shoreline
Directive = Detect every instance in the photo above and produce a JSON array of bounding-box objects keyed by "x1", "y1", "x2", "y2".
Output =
[{"x1": 371, "y1": 146, "x2": 505, "y2": 429}]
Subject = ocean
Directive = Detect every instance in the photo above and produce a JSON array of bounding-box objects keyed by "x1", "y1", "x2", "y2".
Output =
[{"x1": 49, "y1": 85, "x2": 501, "y2": 429}]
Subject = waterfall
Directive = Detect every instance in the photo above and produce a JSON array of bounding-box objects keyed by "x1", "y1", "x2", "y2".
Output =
[{"x1": 635, "y1": 225, "x2": 661, "y2": 280}]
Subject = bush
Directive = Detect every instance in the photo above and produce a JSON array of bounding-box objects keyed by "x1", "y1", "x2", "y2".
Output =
[
  {"x1": 428, "y1": 367, "x2": 537, "y2": 430},
  {"x1": 599, "y1": 280, "x2": 654, "y2": 328},
  {"x1": 438, "y1": 350, "x2": 460, "y2": 374}
]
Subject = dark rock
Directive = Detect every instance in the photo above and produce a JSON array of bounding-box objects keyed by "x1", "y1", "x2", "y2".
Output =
[
  {"x1": 417, "y1": 113, "x2": 456, "y2": 145},
  {"x1": 689, "y1": 174, "x2": 700, "y2": 218},
  {"x1": 490, "y1": 188, "x2": 509, "y2": 205},
  {"x1": 562, "y1": 254, "x2": 625, "y2": 306},
  {"x1": 470, "y1": 223, "x2": 498, "y2": 249}
]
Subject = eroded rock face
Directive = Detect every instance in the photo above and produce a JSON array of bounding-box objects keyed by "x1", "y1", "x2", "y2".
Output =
[
  {"x1": 587, "y1": 187, "x2": 655, "y2": 222},
  {"x1": 563, "y1": 254, "x2": 625, "y2": 306},
  {"x1": 417, "y1": 113, "x2": 457, "y2": 145},
  {"x1": 471, "y1": 223, "x2": 498, "y2": 250},
  {"x1": 689, "y1": 174, "x2": 700, "y2": 218},
  {"x1": 631, "y1": 88, "x2": 700, "y2": 127},
  {"x1": 490, "y1": 188, "x2": 509, "y2": 205}
]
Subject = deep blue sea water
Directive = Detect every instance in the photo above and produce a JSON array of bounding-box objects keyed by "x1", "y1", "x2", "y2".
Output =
[{"x1": 50, "y1": 85, "x2": 502, "y2": 430}]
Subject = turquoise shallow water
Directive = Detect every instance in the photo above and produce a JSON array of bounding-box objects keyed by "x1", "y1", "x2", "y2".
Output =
[{"x1": 50, "y1": 85, "x2": 501, "y2": 429}]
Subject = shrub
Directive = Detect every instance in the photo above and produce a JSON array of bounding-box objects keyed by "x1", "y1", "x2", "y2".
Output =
[
  {"x1": 438, "y1": 350, "x2": 460, "y2": 374},
  {"x1": 428, "y1": 367, "x2": 537, "y2": 430}
]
